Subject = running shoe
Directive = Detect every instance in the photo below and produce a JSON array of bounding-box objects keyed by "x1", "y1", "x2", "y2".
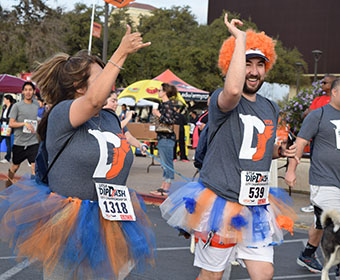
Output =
[
  {"x1": 300, "y1": 204, "x2": 314, "y2": 213},
  {"x1": 297, "y1": 252, "x2": 322, "y2": 273}
]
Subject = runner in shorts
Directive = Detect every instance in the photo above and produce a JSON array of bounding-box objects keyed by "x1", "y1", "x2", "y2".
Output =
[
  {"x1": 286, "y1": 78, "x2": 340, "y2": 274},
  {"x1": 6, "y1": 81, "x2": 39, "y2": 187},
  {"x1": 160, "y1": 13, "x2": 297, "y2": 280}
]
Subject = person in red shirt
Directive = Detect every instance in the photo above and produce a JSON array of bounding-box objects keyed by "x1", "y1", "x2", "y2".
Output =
[{"x1": 303, "y1": 74, "x2": 336, "y2": 118}]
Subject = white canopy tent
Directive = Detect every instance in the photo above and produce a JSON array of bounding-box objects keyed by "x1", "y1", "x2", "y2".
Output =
[{"x1": 117, "y1": 97, "x2": 158, "y2": 107}]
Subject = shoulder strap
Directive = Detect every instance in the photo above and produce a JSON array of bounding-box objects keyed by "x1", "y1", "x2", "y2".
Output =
[
  {"x1": 42, "y1": 132, "x2": 76, "y2": 182},
  {"x1": 43, "y1": 109, "x2": 121, "y2": 181}
]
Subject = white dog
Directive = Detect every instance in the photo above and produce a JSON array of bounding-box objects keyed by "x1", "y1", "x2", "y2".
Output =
[{"x1": 321, "y1": 209, "x2": 340, "y2": 280}]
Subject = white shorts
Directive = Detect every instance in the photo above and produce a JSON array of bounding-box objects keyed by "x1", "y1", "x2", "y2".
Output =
[
  {"x1": 194, "y1": 238, "x2": 274, "y2": 272},
  {"x1": 310, "y1": 185, "x2": 340, "y2": 229},
  {"x1": 310, "y1": 185, "x2": 340, "y2": 211}
]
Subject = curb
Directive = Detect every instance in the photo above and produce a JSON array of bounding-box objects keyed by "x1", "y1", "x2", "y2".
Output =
[{"x1": 139, "y1": 193, "x2": 166, "y2": 205}]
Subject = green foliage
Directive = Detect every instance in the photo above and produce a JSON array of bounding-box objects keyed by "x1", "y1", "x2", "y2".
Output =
[
  {"x1": 0, "y1": 0, "x2": 66, "y2": 74},
  {"x1": 281, "y1": 81, "x2": 323, "y2": 134},
  {"x1": 0, "y1": 2, "x2": 309, "y2": 94}
]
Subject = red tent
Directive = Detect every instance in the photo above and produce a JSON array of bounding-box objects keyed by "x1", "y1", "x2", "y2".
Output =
[
  {"x1": 153, "y1": 69, "x2": 209, "y2": 102},
  {"x1": 0, "y1": 74, "x2": 26, "y2": 93}
]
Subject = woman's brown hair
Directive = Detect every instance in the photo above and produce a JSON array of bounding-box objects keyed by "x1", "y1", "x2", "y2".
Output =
[
  {"x1": 31, "y1": 50, "x2": 105, "y2": 141},
  {"x1": 161, "y1": 83, "x2": 178, "y2": 99}
]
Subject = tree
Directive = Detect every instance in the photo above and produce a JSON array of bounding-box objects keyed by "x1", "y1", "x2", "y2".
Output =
[{"x1": 0, "y1": 0, "x2": 66, "y2": 74}]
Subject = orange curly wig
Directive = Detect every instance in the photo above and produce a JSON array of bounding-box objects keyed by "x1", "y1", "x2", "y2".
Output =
[{"x1": 218, "y1": 29, "x2": 277, "y2": 76}]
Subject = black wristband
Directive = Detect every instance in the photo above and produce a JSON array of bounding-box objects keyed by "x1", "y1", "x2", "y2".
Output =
[{"x1": 278, "y1": 146, "x2": 284, "y2": 158}]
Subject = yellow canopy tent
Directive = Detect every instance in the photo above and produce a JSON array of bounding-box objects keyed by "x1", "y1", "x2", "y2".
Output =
[{"x1": 118, "y1": 80, "x2": 187, "y2": 106}]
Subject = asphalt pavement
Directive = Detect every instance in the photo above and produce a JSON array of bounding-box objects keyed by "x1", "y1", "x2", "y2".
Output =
[{"x1": 0, "y1": 150, "x2": 337, "y2": 279}]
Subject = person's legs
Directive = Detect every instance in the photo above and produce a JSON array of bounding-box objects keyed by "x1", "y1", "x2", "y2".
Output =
[
  {"x1": 197, "y1": 269, "x2": 224, "y2": 280},
  {"x1": 298, "y1": 186, "x2": 340, "y2": 272},
  {"x1": 237, "y1": 243, "x2": 274, "y2": 280},
  {"x1": 243, "y1": 260, "x2": 274, "y2": 280},
  {"x1": 27, "y1": 144, "x2": 39, "y2": 175},
  {"x1": 5, "y1": 136, "x2": 11, "y2": 161},
  {"x1": 6, "y1": 164, "x2": 20, "y2": 187},
  {"x1": 158, "y1": 139, "x2": 175, "y2": 184},
  {"x1": 5, "y1": 145, "x2": 25, "y2": 187},
  {"x1": 194, "y1": 238, "x2": 235, "y2": 280},
  {"x1": 173, "y1": 140, "x2": 178, "y2": 160},
  {"x1": 150, "y1": 139, "x2": 175, "y2": 195},
  {"x1": 179, "y1": 134, "x2": 188, "y2": 160}
]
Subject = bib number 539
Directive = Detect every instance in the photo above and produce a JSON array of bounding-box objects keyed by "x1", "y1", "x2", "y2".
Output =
[{"x1": 248, "y1": 186, "x2": 265, "y2": 199}]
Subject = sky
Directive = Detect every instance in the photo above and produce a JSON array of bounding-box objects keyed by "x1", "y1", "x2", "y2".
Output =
[{"x1": 1, "y1": 0, "x2": 209, "y2": 24}]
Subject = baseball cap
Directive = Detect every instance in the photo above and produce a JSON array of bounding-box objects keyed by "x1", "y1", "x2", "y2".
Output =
[{"x1": 246, "y1": 49, "x2": 269, "y2": 62}]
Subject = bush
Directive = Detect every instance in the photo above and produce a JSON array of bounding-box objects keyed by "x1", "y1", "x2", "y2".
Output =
[{"x1": 281, "y1": 81, "x2": 323, "y2": 134}]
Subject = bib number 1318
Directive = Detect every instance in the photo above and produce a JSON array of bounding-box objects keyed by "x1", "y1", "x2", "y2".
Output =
[
  {"x1": 103, "y1": 201, "x2": 129, "y2": 214},
  {"x1": 95, "y1": 183, "x2": 136, "y2": 221}
]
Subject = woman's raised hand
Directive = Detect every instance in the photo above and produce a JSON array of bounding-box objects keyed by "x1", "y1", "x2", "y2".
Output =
[{"x1": 118, "y1": 25, "x2": 151, "y2": 55}]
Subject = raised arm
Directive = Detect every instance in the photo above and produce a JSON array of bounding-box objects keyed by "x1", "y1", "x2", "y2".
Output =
[
  {"x1": 69, "y1": 25, "x2": 151, "y2": 128},
  {"x1": 218, "y1": 14, "x2": 247, "y2": 112}
]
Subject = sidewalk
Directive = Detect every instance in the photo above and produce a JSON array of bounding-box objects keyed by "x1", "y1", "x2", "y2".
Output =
[{"x1": 0, "y1": 150, "x2": 314, "y2": 229}]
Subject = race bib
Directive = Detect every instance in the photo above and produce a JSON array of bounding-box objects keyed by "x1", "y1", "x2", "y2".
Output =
[
  {"x1": 23, "y1": 119, "x2": 38, "y2": 134},
  {"x1": 1, "y1": 124, "x2": 11, "y2": 136},
  {"x1": 239, "y1": 171, "x2": 270, "y2": 206},
  {"x1": 95, "y1": 183, "x2": 136, "y2": 221}
]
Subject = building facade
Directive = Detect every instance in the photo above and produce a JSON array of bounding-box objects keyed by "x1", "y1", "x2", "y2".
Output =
[{"x1": 208, "y1": 0, "x2": 339, "y2": 75}]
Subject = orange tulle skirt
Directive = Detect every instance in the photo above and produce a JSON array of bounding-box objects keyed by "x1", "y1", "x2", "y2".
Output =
[{"x1": 0, "y1": 176, "x2": 155, "y2": 279}]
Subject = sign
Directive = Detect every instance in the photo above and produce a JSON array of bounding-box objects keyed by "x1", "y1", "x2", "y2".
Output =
[{"x1": 92, "y1": 22, "x2": 102, "y2": 38}]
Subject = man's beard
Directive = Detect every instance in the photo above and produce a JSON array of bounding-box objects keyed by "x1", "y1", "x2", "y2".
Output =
[{"x1": 243, "y1": 77, "x2": 265, "y2": 94}]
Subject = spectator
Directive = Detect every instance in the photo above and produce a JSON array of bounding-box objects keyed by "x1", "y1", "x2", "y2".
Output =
[
  {"x1": 104, "y1": 92, "x2": 147, "y2": 154},
  {"x1": 150, "y1": 83, "x2": 178, "y2": 196},
  {"x1": 191, "y1": 92, "x2": 214, "y2": 153},
  {"x1": 120, "y1": 103, "x2": 128, "y2": 120},
  {"x1": 0, "y1": 95, "x2": 16, "y2": 163},
  {"x1": 173, "y1": 106, "x2": 189, "y2": 161},
  {"x1": 5, "y1": 82, "x2": 39, "y2": 186}
]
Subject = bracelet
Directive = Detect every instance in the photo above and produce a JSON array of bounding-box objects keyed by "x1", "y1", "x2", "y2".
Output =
[
  {"x1": 141, "y1": 143, "x2": 148, "y2": 150},
  {"x1": 108, "y1": 60, "x2": 124, "y2": 70}
]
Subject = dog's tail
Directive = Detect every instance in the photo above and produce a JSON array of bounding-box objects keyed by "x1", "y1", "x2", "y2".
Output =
[{"x1": 321, "y1": 209, "x2": 340, "y2": 232}]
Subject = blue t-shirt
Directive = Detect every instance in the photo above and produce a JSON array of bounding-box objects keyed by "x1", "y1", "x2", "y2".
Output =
[
  {"x1": 47, "y1": 100, "x2": 133, "y2": 200},
  {"x1": 298, "y1": 104, "x2": 340, "y2": 187},
  {"x1": 199, "y1": 91, "x2": 279, "y2": 202}
]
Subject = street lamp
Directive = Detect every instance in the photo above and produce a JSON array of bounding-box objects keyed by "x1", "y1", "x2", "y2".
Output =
[
  {"x1": 295, "y1": 62, "x2": 303, "y2": 93},
  {"x1": 312, "y1": 50, "x2": 322, "y2": 82}
]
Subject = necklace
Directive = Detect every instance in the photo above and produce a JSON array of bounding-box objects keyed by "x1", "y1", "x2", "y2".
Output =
[{"x1": 89, "y1": 114, "x2": 102, "y2": 131}]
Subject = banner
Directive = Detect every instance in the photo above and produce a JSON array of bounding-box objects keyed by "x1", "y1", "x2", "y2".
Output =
[
  {"x1": 103, "y1": 0, "x2": 135, "y2": 8},
  {"x1": 92, "y1": 22, "x2": 102, "y2": 38}
]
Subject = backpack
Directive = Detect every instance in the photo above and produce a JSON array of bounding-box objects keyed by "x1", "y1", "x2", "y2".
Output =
[{"x1": 35, "y1": 108, "x2": 121, "y2": 185}]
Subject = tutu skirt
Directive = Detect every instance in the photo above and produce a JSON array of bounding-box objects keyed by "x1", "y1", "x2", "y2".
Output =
[
  {"x1": 0, "y1": 176, "x2": 155, "y2": 279},
  {"x1": 160, "y1": 181, "x2": 297, "y2": 248}
]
